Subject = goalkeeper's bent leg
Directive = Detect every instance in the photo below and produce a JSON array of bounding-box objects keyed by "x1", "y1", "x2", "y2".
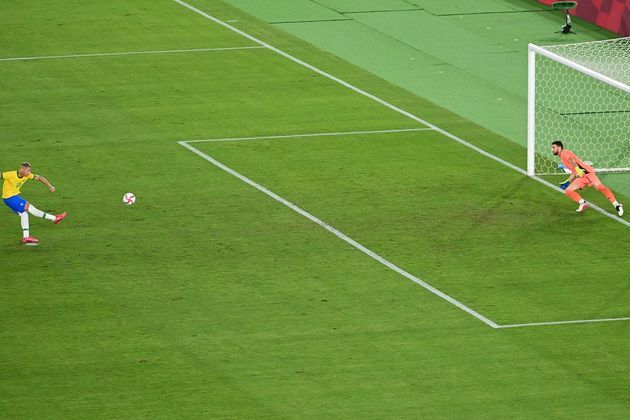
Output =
[
  {"x1": 565, "y1": 190, "x2": 583, "y2": 203},
  {"x1": 595, "y1": 184, "x2": 618, "y2": 206}
]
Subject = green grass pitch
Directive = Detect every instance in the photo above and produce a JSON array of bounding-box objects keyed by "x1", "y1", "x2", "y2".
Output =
[{"x1": 1, "y1": 0, "x2": 629, "y2": 417}]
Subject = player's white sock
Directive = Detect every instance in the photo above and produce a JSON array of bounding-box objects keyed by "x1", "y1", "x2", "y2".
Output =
[
  {"x1": 579, "y1": 199, "x2": 586, "y2": 204},
  {"x1": 612, "y1": 200, "x2": 619, "y2": 207},
  {"x1": 28, "y1": 204, "x2": 56, "y2": 221},
  {"x1": 19, "y1": 212, "x2": 30, "y2": 238}
]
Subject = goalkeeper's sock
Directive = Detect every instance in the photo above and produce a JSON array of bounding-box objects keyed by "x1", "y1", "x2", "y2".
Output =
[
  {"x1": 27, "y1": 204, "x2": 56, "y2": 221},
  {"x1": 565, "y1": 190, "x2": 583, "y2": 203},
  {"x1": 595, "y1": 184, "x2": 617, "y2": 205}
]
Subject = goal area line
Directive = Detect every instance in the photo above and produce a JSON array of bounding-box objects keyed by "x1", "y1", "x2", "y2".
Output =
[{"x1": 179, "y1": 138, "x2": 630, "y2": 330}]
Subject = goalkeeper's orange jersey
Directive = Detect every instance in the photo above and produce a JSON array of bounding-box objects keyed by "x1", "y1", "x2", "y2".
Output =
[{"x1": 559, "y1": 150, "x2": 595, "y2": 176}]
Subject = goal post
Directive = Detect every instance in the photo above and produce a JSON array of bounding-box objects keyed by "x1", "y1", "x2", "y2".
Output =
[{"x1": 527, "y1": 38, "x2": 630, "y2": 176}]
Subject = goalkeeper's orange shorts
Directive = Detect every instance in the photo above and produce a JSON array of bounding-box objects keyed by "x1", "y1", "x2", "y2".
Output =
[{"x1": 571, "y1": 172, "x2": 601, "y2": 190}]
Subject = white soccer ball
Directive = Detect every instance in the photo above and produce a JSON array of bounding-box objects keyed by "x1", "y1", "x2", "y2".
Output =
[{"x1": 123, "y1": 192, "x2": 136, "y2": 206}]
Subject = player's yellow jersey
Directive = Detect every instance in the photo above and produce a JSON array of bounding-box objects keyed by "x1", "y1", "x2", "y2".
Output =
[{"x1": 1, "y1": 171, "x2": 35, "y2": 199}]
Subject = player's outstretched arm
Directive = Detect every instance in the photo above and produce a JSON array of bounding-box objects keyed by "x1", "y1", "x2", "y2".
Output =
[{"x1": 34, "y1": 175, "x2": 56, "y2": 192}]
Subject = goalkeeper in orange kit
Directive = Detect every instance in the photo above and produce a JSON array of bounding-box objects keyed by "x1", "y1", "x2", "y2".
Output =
[{"x1": 551, "y1": 141, "x2": 623, "y2": 216}]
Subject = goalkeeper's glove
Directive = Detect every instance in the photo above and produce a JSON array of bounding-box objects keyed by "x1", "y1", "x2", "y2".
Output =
[
  {"x1": 574, "y1": 166, "x2": 585, "y2": 177},
  {"x1": 559, "y1": 178, "x2": 571, "y2": 190}
]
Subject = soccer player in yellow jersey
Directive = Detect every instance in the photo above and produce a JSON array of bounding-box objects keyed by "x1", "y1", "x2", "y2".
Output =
[{"x1": 1, "y1": 162, "x2": 67, "y2": 244}]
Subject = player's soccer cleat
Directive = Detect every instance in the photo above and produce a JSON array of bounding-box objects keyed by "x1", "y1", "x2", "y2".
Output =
[
  {"x1": 21, "y1": 236, "x2": 40, "y2": 245},
  {"x1": 616, "y1": 203, "x2": 624, "y2": 217},
  {"x1": 576, "y1": 202, "x2": 588, "y2": 213},
  {"x1": 53, "y1": 211, "x2": 67, "y2": 224}
]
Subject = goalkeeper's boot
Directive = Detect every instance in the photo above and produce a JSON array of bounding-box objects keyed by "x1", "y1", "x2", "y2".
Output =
[
  {"x1": 21, "y1": 236, "x2": 40, "y2": 245},
  {"x1": 615, "y1": 203, "x2": 624, "y2": 217},
  {"x1": 576, "y1": 201, "x2": 588, "y2": 213}
]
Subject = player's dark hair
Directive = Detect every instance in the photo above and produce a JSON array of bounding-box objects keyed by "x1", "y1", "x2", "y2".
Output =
[
  {"x1": 20, "y1": 162, "x2": 31, "y2": 168},
  {"x1": 551, "y1": 141, "x2": 563, "y2": 149}
]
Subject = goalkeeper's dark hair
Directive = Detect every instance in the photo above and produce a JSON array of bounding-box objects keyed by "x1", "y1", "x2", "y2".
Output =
[
  {"x1": 551, "y1": 140, "x2": 563, "y2": 149},
  {"x1": 20, "y1": 162, "x2": 31, "y2": 168}
]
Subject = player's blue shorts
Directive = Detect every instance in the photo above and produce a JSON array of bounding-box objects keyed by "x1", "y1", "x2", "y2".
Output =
[{"x1": 3, "y1": 195, "x2": 28, "y2": 214}]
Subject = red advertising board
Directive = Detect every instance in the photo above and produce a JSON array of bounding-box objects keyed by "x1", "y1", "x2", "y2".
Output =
[{"x1": 538, "y1": 0, "x2": 630, "y2": 36}]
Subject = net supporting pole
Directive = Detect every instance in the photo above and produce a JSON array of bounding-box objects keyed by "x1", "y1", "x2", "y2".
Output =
[{"x1": 527, "y1": 45, "x2": 537, "y2": 177}]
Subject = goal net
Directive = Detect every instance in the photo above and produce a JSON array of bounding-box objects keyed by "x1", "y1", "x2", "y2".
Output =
[{"x1": 527, "y1": 37, "x2": 630, "y2": 176}]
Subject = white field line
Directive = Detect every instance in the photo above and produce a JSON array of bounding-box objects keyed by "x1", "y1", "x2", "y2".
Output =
[
  {"x1": 174, "y1": 1, "x2": 630, "y2": 328},
  {"x1": 180, "y1": 137, "x2": 630, "y2": 329},
  {"x1": 178, "y1": 140, "x2": 500, "y2": 329},
  {"x1": 0, "y1": 46, "x2": 265, "y2": 62},
  {"x1": 186, "y1": 127, "x2": 434, "y2": 143},
  {"x1": 173, "y1": 0, "x2": 629, "y2": 228},
  {"x1": 498, "y1": 316, "x2": 630, "y2": 329}
]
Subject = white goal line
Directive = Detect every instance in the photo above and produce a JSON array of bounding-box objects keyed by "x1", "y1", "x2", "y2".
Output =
[
  {"x1": 179, "y1": 139, "x2": 630, "y2": 330},
  {"x1": 0, "y1": 46, "x2": 266, "y2": 62},
  {"x1": 595, "y1": 168, "x2": 630, "y2": 173},
  {"x1": 185, "y1": 128, "x2": 434, "y2": 143}
]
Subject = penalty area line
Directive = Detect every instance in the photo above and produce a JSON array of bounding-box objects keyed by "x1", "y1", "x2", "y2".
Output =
[
  {"x1": 178, "y1": 140, "x2": 500, "y2": 329},
  {"x1": 172, "y1": 0, "x2": 628, "y2": 228},
  {"x1": 185, "y1": 127, "x2": 434, "y2": 143},
  {"x1": 0, "y1": 46, "x2": 266, "y2": 62},
  {"x1": 497, "y1": 316, "x2": 630, "y2": 329},
  {"x1": 180, "y1": 139, "x2": 630, "y2": 329}
]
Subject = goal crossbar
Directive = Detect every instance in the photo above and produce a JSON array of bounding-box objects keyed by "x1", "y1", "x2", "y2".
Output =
[{"x1": 528, "y1": 44, "x2": 630, "y2": 94}]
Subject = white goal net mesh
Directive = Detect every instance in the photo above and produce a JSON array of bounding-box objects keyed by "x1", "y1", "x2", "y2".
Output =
[{"x1": 529, "y1": 37, "x2": 630, "y2": 175}]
